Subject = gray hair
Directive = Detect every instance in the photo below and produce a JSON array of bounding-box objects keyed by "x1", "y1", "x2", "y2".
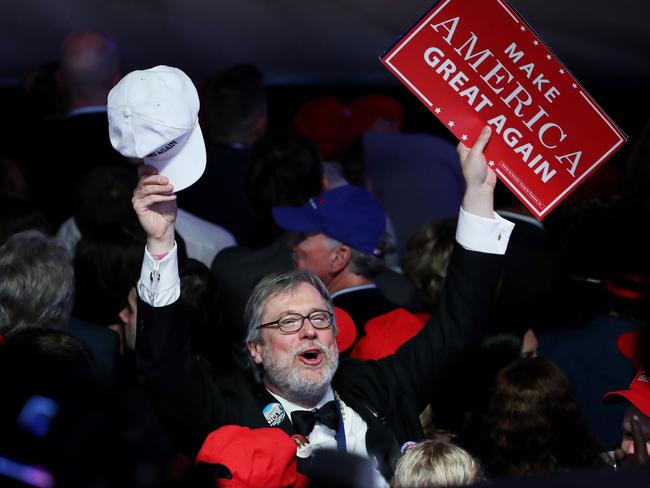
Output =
[
  {"x1": 244, "y1": 270, "x2": 335, "y2": 345},
  {"x1": 325, "y1": 236, "x2": 386, "y2": 279},
  {"x1": 0, "y1": 231, "x2": 74, "y2": 334}
]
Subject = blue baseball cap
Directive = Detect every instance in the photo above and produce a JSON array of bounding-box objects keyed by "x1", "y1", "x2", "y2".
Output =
[{"x1": 272, "y1": 185, "x2": 386, "y2": 257}]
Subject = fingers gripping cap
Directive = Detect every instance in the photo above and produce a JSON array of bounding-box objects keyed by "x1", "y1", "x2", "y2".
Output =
[{"x1": 107, "y1": 65, "x2": 206, "y2": 191}]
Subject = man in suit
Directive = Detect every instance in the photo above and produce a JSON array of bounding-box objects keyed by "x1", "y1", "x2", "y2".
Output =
[
  {"x1": 132, "y1": 126, "x2": 514, "y2": 479},
  {"x1": 179, "y1": 64, "x2": 268, "y2": 248},
  {"x1": 22, "y1": 29, "x2": 130, "y2": 228},
  {"x1": 271, "y1": 183, "x2": 401, "y2": 338}
]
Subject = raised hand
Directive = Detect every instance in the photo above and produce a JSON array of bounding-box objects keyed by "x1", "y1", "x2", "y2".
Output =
[
  {"x1": 132, "y1": 165, "x2": 177, "y2": 254},
  {"x1": 457, "y1": 126, "x2": 496, "y2": 218}
]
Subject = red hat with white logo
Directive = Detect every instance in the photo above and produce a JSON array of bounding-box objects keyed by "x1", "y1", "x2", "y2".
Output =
[
  {"x1": 603, "y1": 369, "x2": 650, "y2": 417},
  {"x1": 196, "y1": 425, "x2": 309, "y2": 488}
]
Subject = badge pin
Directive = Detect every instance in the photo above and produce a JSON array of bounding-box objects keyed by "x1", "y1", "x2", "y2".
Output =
[
  {"x1": 292, "y1": 434, "x2": 312, "y2": 458},
  {"x1": 400, "y1": 441, "x2": 418, "y2": 454},
  {"x1": 262, "y1": 402, "x2": 286, "y2": 427}
]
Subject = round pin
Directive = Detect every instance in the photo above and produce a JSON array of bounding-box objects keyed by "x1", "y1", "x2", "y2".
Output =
[
  {"x1": 292, "y1": 434, "x2": 312, "y2": 458},
  {"x1": 262, "y1": 402, "x2": 286, "y2": 427}
]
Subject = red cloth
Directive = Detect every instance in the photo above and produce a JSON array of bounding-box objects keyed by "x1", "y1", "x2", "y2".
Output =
[
  {"x1": 334, "y1": 306, "x2": 357, "y2": 353},
  {"x1": 350, "y1": 308, "x2": 425, "y2": 360}
]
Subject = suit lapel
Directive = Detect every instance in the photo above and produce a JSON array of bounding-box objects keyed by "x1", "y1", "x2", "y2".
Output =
[
  {"x1": 336, "y1": 391, "x2": 401, "y2": 479},
  {"x1": 251, "y1": 384, "x2": 298, "y2": 435}
]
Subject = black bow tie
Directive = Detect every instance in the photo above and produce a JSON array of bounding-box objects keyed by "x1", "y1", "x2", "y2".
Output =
[{"x1": 291, "y1": 400, "x2": 340, "y2": 437}]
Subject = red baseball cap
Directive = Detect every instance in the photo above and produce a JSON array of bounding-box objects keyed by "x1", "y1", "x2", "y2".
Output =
[
  {"x1": 196, "y1": 425, "x2": 309, "y2": 488},
  {"x1": 350, "y1": 308, "x2": 425, "y2": 360},
  {"x1": 603, "y1": 369, "x2": 650, "y2": 417},
  {"x1": 290, "y1": 96, "x2": 353, "y2": 160},
  {"x1": 348, "y1": 94, "x2": 404, "y2": 139}
]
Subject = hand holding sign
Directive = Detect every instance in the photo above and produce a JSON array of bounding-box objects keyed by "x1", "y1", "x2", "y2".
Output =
[
  {"x1": 381, "y1": 0, "x2": 626, "y2": 219},
  {"x1": 457, "y1": 126, "x2": 496, "y2": 218}
]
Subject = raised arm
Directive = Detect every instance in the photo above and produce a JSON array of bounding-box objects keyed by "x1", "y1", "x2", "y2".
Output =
[
  {"x1": 367, "y1": 126, "x2": 512, "y2": 411},
  {"x1": 132, "y1": 165, "x2": 223, "y2": 456}
]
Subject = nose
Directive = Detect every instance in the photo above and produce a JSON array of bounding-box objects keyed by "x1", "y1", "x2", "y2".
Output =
[{"x1": 299, "y1": 318, "x2": 318, "y2": 339}]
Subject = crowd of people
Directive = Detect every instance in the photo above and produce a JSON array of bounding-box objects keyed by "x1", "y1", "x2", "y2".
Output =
[{"x1": 1, "y1": 29, "x2": 650, "y2": 487}]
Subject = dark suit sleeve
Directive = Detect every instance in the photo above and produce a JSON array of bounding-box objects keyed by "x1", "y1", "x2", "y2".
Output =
[
  {"x1": 371, "y1": 244, "x2": 503, "y2": 413},
  {"x1": 135, "y1": 298, "x2": 226, "y2": 456}
]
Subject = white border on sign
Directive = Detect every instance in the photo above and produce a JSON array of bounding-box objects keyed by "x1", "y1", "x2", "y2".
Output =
[
  {"x1": 383, "y1": 0, "x2": 626, "y2": 219},
  {"x1": 494, "y1": 0, "x2": 520, "y2": 23}
]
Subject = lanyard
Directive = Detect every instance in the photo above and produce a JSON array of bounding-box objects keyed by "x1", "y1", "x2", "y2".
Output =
[{"x1": 334, "y1": 397, "x2": 347, "y2": 452}]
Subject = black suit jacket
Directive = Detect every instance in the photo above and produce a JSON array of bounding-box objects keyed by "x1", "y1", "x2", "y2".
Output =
[{"x1": 135, "y1": 244, "x2": 502, "y2": 477}]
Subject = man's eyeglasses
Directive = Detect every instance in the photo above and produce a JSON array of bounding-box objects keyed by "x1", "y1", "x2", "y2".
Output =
[{"x1": 258, "y1": 310, "x2": 333, "y2": 334}]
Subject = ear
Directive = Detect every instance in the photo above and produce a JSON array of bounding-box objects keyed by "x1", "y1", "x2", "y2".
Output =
[
  {"x1": 118, "y1": 306, "x2": 130, "y2": 325},
  {"x1": 321, "y1": 173, "x2": 330, "y2": 191},
  {"x1": 247, "y1": 341, "x2": 264, "y2": 365},
  {"x1": 329, "y1": 245, "x2": 351, "y2": 273}
]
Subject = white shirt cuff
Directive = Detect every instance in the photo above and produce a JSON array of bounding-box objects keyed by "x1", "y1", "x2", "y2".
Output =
[
  {"x1": 455, "y1": 207, "x2": 515, "y2": 255},
  {"x1": 137, "y1": 243, "x2": 181, "y2": 307}
]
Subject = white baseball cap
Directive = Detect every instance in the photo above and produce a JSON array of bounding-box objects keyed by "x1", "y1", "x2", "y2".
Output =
[{"x1": 107, "y1": 65, "x2": 206, "y2": 192}]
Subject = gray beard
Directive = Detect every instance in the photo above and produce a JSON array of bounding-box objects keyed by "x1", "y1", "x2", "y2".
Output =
[{"x1": 261, "y1": 339, "x2": 339, "y2": 407}]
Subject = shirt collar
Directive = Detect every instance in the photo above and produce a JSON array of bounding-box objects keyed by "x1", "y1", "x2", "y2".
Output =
[
  {"x1": 331, "y1": 283, "x2": 377, "y2": 299},
  {"x1": 267, "y1": 386, "x2": 334, "y2": 416}
]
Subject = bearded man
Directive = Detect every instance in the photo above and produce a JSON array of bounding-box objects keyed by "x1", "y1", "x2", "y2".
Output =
[{"x1": 132, "y1": 126, "x2": 513, "y2": 480}]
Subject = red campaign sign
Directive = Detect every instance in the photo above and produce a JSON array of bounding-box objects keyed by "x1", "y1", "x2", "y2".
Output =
[{"x1": 381, "y1": 0, "x2": 627, "y2": 219}]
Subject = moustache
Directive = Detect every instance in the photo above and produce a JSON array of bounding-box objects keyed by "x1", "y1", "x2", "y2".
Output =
[{"x1": 291, "y1": 340, "x2": 330, "y2": 359}]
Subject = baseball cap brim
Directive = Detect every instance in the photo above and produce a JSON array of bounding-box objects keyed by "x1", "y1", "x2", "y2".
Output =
[
  {"x1": 603, "y1": 390, "x2": 650, "y2": 417},
  {"x1": 272, "y1": 206, "x2": 324, "y2": 234},
  {"x1": 143, "y1": 122, "x2": 206, "y2": 192}
]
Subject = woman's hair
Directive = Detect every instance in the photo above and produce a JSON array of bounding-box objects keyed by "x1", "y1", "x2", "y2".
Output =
[
  {"x1": 402, "y1": 219, "x2": 457, "y2": 307},
  {"x1": 392, "y1": 440, "x2": 483, "y2": 487},
  {"x1": 479, "y1": 356, "x2": 603, "y2": 477}
]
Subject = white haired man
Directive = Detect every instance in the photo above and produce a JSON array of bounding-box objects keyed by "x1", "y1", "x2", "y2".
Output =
[{"x1": 132, "y1": 127, "x2": 513, "y2": 480}]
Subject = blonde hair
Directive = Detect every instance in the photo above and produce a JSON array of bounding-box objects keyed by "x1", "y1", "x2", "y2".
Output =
[{"x1": 392, "y1": 441, "x2": 483, "y2": 488}]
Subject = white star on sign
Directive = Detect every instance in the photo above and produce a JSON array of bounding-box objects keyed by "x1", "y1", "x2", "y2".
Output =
[
  {"x1": 572, "y1": 83, "x2": 577, "y2": 89},
  {"x1": 434, "y1": 107, "x2": 441, "y2": 114},
  {"x1": 520, "y1": 26, "x2": 525, "y2": 31},
  {"x1": 461, "y1": 134, "x2": 468, "y2": 141},
  {"x1": 533, "y1": 40, "x2": 539, "y2": 46},
  {"x1": 559, "y1": 69, "x2": 565, "y2": 74},
  {"x1": 448, "y1": 121, "x2": 455, "y2": 128},
  {"x1": 488, "y1": 160, "x2": 495, "y2": 167},
  {"x1": 546, "y1": 54, "x2": 552, "y2": 60}
]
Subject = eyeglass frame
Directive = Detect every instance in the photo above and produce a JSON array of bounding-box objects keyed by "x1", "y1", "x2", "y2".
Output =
[{"x1": 257, "y1": 309, "x2": 334, "y2": 334}]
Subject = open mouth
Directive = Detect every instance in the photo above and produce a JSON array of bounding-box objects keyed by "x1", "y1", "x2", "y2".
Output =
[{"x1": 298, "y1": 347, "x2": 324, "y2": 365}]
